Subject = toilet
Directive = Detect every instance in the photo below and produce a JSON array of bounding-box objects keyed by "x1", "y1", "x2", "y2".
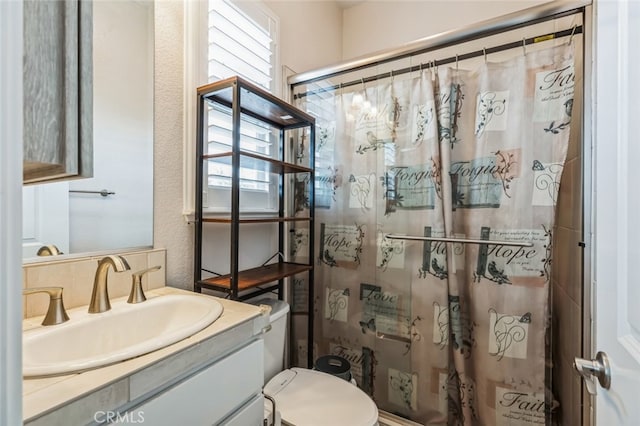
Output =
[{"x1": 255, "y1": 298, "x2": 379, "y2": 426}]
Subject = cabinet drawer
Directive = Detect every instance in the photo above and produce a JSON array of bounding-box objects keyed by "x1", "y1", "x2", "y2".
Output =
[
  {"x1": 220, "y1": 394, "x2": 264, "y2": 426},
  {"x1": 124, "y1": 339, "x2": 264, "y2": 425}
]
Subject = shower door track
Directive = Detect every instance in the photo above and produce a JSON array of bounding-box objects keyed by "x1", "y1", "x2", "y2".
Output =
[{"x1": 385, "y1": 234, "x2": 534, "y2": 247}]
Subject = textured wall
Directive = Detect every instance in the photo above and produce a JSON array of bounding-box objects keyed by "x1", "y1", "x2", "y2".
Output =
[{"x1": 154, "y1": 1, "x2": 192, "y2": 290}]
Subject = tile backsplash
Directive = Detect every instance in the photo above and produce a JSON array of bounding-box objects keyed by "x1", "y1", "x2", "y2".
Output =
[{"x1": 22, "y1": 249, "x2": 166, "y2": 319}]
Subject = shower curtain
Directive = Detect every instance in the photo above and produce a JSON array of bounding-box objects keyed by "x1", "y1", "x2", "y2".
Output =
[{"x1": 294, "y1": 41, "x2": 575, "y2": 425}]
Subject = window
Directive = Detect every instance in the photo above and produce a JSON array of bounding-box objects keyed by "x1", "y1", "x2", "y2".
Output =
[{"x1": 204, "y1": 0, "x2": 280, "y2": 212}]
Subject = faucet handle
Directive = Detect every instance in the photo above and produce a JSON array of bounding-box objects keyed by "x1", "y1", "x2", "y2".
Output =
[
  {"x1": 127, "y1": 266, "x2": 162, "y2": 304},
  {"x1": 23, "y1": 287, "x2": 70, "y2": 326}
]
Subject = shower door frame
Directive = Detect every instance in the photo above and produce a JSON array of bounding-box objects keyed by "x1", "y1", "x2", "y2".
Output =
[
  {"x1": 581, "y1": 5, "x2": 594, "y2": 426},
  {"x1": 288, "y1": 1, "x2": 594, "y2": 424}
]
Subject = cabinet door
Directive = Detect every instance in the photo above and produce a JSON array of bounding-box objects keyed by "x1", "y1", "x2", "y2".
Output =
[{"x1": 23, "y1": 0, "x2": 92, "y2": 184}]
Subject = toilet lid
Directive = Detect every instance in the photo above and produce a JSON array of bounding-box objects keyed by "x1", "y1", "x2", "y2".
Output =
[{"x1": 264, "y1": 368, "x2": 378, "y2": 426}]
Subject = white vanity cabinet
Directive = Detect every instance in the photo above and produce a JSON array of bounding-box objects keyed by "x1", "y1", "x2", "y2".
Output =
[
  {"x1": 123, "y1": 339, "x2": 264, "y2": 425},
  {"x1": 23, "y1": 290, "x2": 268, "y2": 426}
]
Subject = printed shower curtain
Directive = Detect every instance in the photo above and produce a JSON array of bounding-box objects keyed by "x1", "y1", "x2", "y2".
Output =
[{"x1": 294, "y1": 42, "x2": 575, "y2": 425}]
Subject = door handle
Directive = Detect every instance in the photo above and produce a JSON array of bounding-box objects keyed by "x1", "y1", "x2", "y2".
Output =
[{"x1": 574, "y1": 351, "x2": 611, "y2": 395}]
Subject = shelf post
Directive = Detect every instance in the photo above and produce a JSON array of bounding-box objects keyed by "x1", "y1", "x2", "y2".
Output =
[
  {"x1": 194, "y1": 92, "x2": 205, "y2": 293},
  {"x1": 278, "y1": 126, "x2": 285, "y2": 300},
  {"x1": 230, "y1": 80, "x2": 241, "y2": 300},
  {"x1": 307, "y1": 124, "x2": 316, "y2": 369}
]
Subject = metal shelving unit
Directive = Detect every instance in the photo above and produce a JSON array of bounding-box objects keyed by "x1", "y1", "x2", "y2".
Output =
[{"x1": 194, "y1": 76, "x2": 315, "y2": 365}]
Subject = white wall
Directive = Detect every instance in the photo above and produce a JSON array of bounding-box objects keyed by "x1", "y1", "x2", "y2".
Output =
[
  {"x1": 154, "y1": 1, "x2": 191, "y2": 289},
  {"x1": 265, "y1": 0, "x2": 344, "y2": 74},
  {"x1": 342, "y1": 0, "x2": 551, "y2": 59}
]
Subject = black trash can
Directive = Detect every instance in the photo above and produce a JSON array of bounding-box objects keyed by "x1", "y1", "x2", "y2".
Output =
[{"x1": 314, "y1": 355, "x2": 352, "y2": 382}]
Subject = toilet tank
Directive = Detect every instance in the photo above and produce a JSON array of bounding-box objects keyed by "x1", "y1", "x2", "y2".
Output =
[{"x1": 253, "y1": 298, "x2": 290, "y2": 383}]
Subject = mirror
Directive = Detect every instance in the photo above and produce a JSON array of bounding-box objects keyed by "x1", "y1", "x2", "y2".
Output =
[{"x1": 22, "y1": 0, "x2": 154, "y2": 261}]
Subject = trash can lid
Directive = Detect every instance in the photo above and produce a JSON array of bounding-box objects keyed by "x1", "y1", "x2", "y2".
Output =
[{"x1": 314, "y1": 355, "x2": 351, "y2": 376}]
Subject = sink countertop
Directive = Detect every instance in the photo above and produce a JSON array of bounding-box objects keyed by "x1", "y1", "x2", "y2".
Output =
[{"x1": 22, "y1": 287, "x2": 265, "y2": 424}]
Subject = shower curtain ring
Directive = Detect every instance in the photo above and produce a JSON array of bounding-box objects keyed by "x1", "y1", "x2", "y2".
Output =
[
  {"x1": 569, "y1": 24, "x2": 577, "y2": 45},
  {"x1": 522, "y1": 38, "x2": 527, "y2": 56},
  {"x1": 455, "y1": 54, "x2": 459, "y2": 70},
  {"x1": 483, "y1": 47, "x2": 487, "y2": 63}
]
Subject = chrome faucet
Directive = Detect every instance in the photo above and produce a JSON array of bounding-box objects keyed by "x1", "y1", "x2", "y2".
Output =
[
  {"x1": 23, "y1": 287, "x2": 70, "y2": 326},
  {"x1": 88, "y1": 255, "x2": 131, "y2": 313}
]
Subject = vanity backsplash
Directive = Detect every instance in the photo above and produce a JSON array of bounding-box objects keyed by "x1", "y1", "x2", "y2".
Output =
[{"x1": 22, "y1": 248, "x2": 166, "y2": 319}]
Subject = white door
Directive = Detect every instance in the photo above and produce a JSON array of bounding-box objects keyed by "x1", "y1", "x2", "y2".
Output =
[{"x1": 591, "y1": 0, "x2": 640, "y2": 424}]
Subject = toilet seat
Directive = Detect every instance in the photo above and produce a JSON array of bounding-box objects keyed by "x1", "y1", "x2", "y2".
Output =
[{"x1": 263, "y1": 368, "x2": 378, "y2": 426}]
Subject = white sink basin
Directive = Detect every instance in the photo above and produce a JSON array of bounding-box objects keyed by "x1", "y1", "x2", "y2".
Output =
[{"x1": 23, "y1": 294, "x2": 224, "y2": 377}]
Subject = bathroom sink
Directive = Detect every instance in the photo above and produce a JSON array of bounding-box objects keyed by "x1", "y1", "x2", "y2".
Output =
[{"x1": 23, "y1": 294, "x2": 224, "y2": 377}]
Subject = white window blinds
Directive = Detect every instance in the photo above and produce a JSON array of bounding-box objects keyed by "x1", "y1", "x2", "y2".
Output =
[
  {"x1": 206, "y1": 0, "x2": 278, "y2": 207},
  {"x1": 208, "y1": 0, "x2": 275, "y2": 91}
]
